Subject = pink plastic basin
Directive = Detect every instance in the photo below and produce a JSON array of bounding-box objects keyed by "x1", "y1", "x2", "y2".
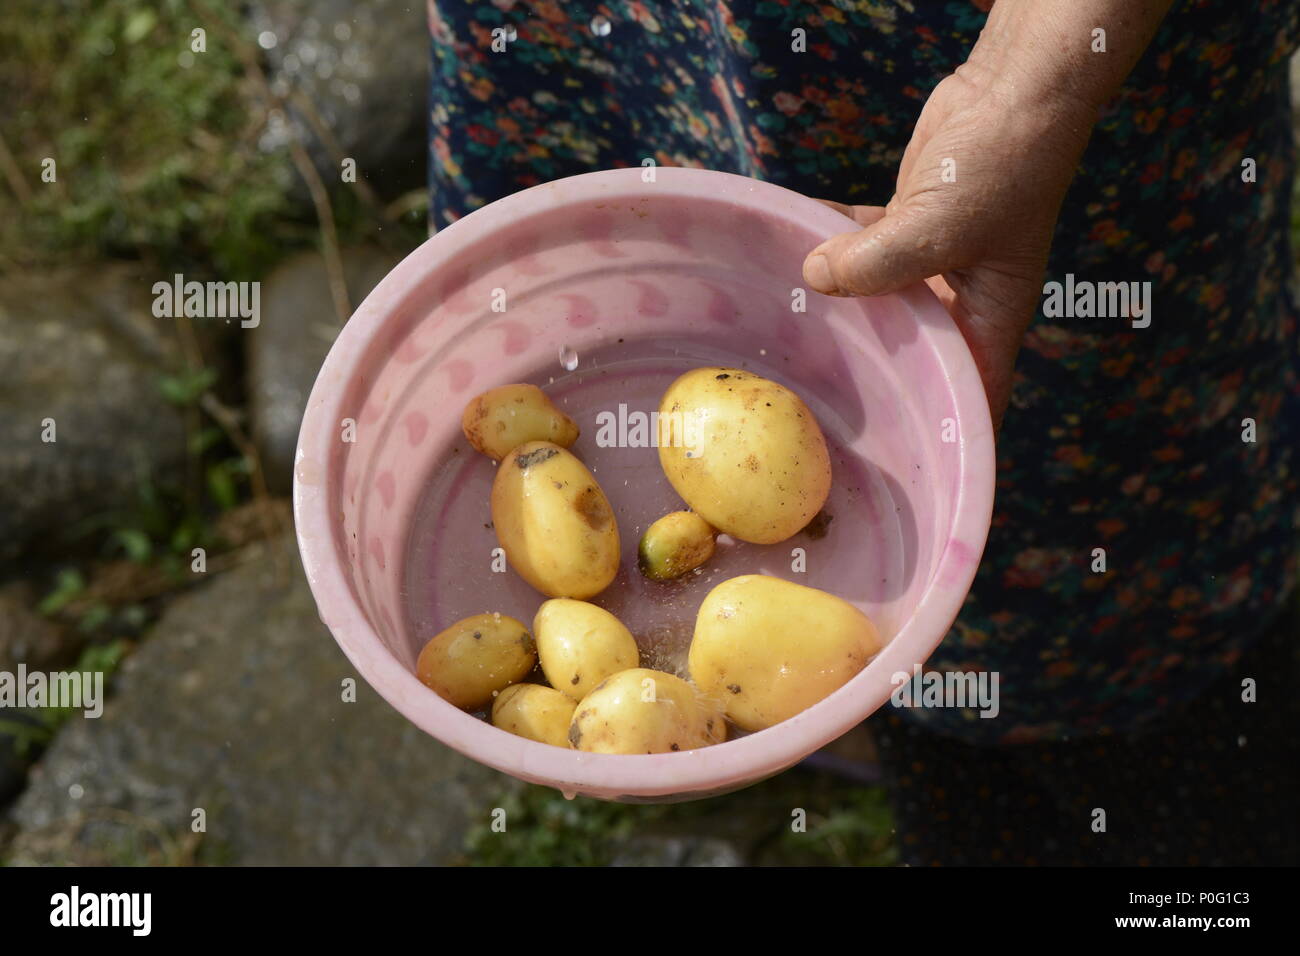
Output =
[{"x1": 293, "y1": 167, "x2": 995, "y2": 801}]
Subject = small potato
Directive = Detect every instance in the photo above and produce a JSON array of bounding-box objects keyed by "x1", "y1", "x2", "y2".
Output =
[
  {"x1": 416, "y1": 613, "x2": 536, "y2": 710},
  {"x1": 462, "y1": 383, "x2": 579, "y2": 461},
  {"x1": 491, "y1": 683, "x2": 576, "y2": 747},
  {"x1": 491, "y1": 441, "x2": 620, "y2": 599},
  {"x1": 689, "y1": 575, "x2": 880, "y2": 732},
  {"x1": 658, "y1": 368, "x2": 831, "y2": 544},
  {"x1": 534, "y1": 599, "x2": 640, "y2": 700},
  {"x1": 638, "y1": 511, "x2": 716, "y2": 581},
  {"x1": 568, "y1": 668, "x2": 726, "y2": 754}
]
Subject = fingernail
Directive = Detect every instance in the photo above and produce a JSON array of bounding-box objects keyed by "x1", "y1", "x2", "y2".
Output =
[{"x1": 803, "y1": 254, "x2": 837, "y2": 294}]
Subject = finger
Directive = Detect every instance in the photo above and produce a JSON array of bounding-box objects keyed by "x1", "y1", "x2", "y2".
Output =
[
  {"x1": 931, "y1": 271, "x2": 1021, "y2": 434},
  {"x1": 813, "y1": 199, "x2": 889, "y2": 230},
  {"x1": 803, "y1": 205, "x2": 959, "y2": 297},
  {"x1": 923, "y1": 274, "x2": 958, "y2": 315}
]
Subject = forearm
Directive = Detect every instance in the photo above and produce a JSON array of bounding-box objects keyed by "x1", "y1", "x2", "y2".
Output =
[{"x1": 961, "y1": 0, "x2": 1174, "y2": 134}]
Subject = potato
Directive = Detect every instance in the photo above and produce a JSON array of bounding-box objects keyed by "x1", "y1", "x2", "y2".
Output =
[
  {"x1": 638, "y1": 511, "x2": 716, "y2": 581},
  {"x1": 462, "y1": 383, "x2": 579, "y2": 461},
  {"x1": 568, "y1": 668, "x2": 726, "y2": 754},
  {"x1": 534, "y1": 599, "x2": 640, "y2": 700},
  {"x1": 416, "y1": 613, "x2": 536, "y2": 710},
  {"x1": 491, "y1": 683, "x2": 576, "y2": 747},
  {"x1": 689, "y1": 575, "x2": 880, "y2": 731},
  {"x1": 490, "y1": 441, "x2": 620, "y2": 599},
  {"x1": 657, "y1": 368, "x2": 831, "y2": 544}
]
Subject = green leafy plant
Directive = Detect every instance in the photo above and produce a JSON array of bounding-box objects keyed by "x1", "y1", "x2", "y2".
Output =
[
  {"x1": 461, "y1": 770, "x2": 897, "y2": 867},
  {"x1": 0, "y1": 637, "x2": 132, "y2": 757},
  {"x1": 157, "y1": 368, "x2": 219, "y2": 407},
  {"x1": 37, "y1": 569, "x2": 87, "y2": 616},
  {"x1": 0, "y1": 0, "x2": 295, "y2": 275}
]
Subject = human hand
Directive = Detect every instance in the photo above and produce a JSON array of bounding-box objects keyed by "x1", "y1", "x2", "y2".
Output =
[{"x1": 801, "y1": 0, "x2": 1172, "y2": 429}]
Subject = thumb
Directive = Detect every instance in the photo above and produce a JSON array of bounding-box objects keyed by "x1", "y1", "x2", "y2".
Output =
[{"x1": 803, "y1": 204, "x2": 961, "y2": 298}]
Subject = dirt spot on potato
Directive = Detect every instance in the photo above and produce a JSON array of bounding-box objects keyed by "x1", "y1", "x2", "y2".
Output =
[
  {"x1": 744, "y1": 454, "x2": 760, "y2": 472},
  {"x1": 568, "y1": 723, "x2": 583, "y2": 747},
  {"x1": 727, "y1": 684, "x2": 742, "y2": 694},
  {"x1": 575, "y1": 486, "x2": 612, "y2": 530},
  {"x1": 515, "y1": 446, "x2": 559, "y2": 470}
]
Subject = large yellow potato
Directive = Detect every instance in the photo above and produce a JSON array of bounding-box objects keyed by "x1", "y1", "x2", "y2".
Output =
[
  {"x1": 568, "y1": 668, "x2": 727, "y2": 754},
  {"x1": 462, "y1": 383, "x2": 579, "y2": 461},
  {"x1": 657, "y1": 368, "x2": 831, "y2": 544},
  {"x1": 689, "y1": 575, "x2": 880, "y2": 731},
  {"x1": 534, "y1": 599, "x2": 640, "y2": 700},
  {"x1": 491, "y1": 683, "x2": 576, "y2": 748},
  {"x1": 416, "y1": 613, "x2": 536, "y2": 710},
  {"x1": 490, "y1": 441, "x2": 620, "y2": 599}
]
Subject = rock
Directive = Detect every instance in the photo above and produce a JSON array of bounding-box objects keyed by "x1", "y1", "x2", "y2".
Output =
[
  {"x1": 248, "y1": 0, "x2": 428, "y2": 201},
  {"x1": 610, "y1": 835, "x2": 746, "y2": 867},
  {"x1": 5, "y1": 536, "x2": 509, "y2": 865},
  {"x1": 249, "y1": 246, "x2": 402, "y2": 492},
  {"x1": 0, "y1": 266, "x2": 194, "y2": 572}
]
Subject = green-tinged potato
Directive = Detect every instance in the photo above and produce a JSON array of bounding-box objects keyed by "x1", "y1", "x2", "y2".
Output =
[
  {"x1": 689, "y1": 575, "x2": 880, "y2": 731},
  {"x1": 534, "y1": 599, "x2": 640, "y2": 700},
  {"x1": 638, "y1": 511, "x2": 716, "y2": 581},
  {"x1": 462, "y1": 384, "x2": 579, "y2": 461},
  {"x1": 491, "y1": 683, "x2": 577, "y2": 747},
  {"x1": 417, "y1": 613, "x2": 536, "y2": 710},
  {"x1": 657, "y1": 368, "x2": 831, "y2": 544},
  {"x1": 490, "y1": 441, "x2": 620, "y2": 599},
  {"x1": 568, "y1": 668, "x2": 726, "y2": 754}
]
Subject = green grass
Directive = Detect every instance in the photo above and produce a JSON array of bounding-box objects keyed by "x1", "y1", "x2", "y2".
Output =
[
  {"x1": 461, "y1": 769, "x2": 897, "y2": 867},
  {"x1": 0, "y1": 638, "x2": 132, "y2": 758},
  {"x1": 0, "y1": 0, "x2": 301, "y2": 275}
]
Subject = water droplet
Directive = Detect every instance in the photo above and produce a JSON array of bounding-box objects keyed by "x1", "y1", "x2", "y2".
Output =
[
  {"x1": 590, "y1": 15, "x2": 611, "y2": 37},
  {"x1": 562, "y1": 789, "x2": 577, "y2": 801},
  {"x1": 559, "y1": 345, "x2": 579, "y2": 371},
  {"x1": 257, "y1": 30, "x2": 278, "y2": 50}
]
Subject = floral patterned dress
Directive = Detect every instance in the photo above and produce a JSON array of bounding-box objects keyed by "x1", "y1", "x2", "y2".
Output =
[{"x1": 426, "y1": 2, "x2": 1299, "y2": 859}]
